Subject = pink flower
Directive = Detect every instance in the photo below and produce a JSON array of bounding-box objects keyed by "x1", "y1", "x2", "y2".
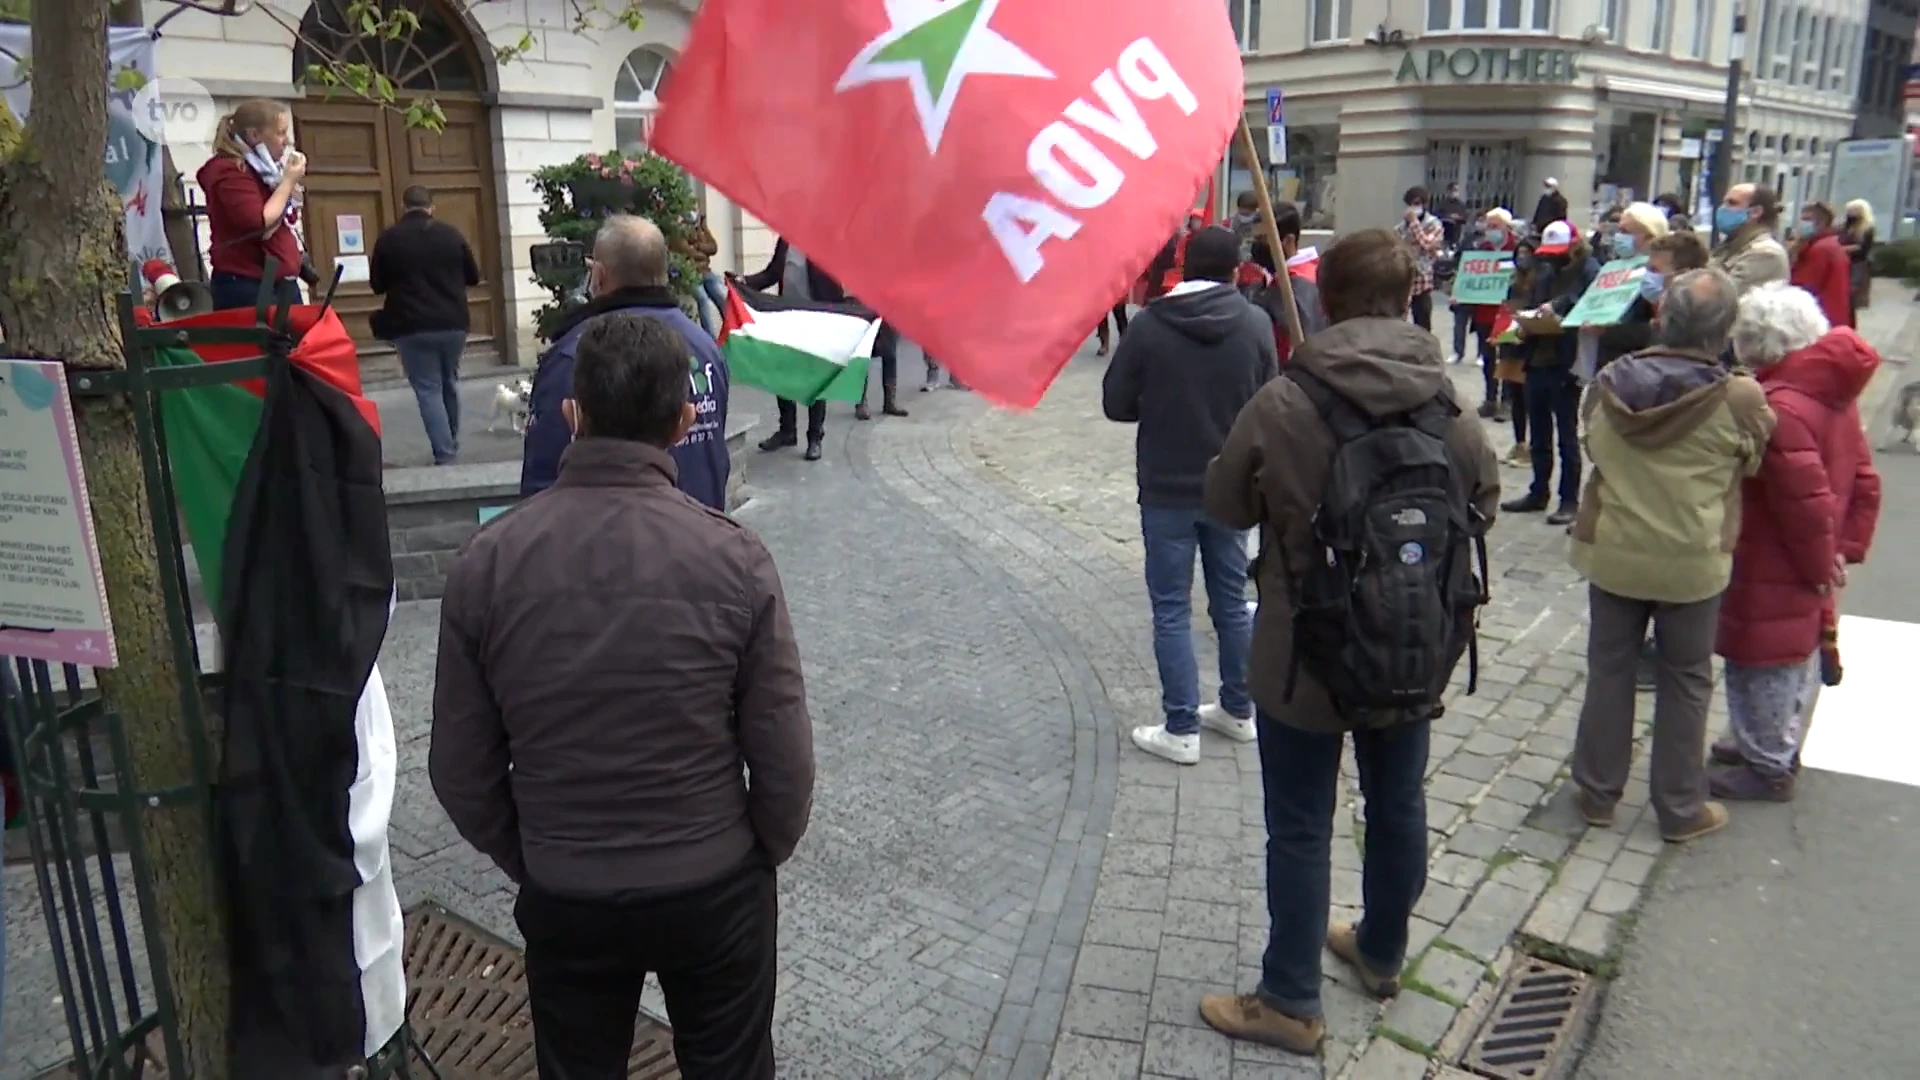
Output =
[{"x1": 586, "y1": 153, "x2": 602, "y2": 167}]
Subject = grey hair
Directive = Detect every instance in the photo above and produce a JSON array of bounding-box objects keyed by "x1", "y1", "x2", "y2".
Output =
[
  {"x1": 593, "y1": 214, "x2": 670, "y2": 288},
  {"x1": 1620, "y1": 200, "x2": 1670, "y2": 239},
  {"x1": 1651, "y1": 268, "x2": 1740, "y2": 354},
  {"x1": 1731, "y1": 282, "x2": 1831, "y2": 367}
]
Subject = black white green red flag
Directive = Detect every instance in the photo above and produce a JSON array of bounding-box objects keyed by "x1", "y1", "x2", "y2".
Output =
[{"x1": 653, "y1": 0, "x2": 1245, "y2": 408}]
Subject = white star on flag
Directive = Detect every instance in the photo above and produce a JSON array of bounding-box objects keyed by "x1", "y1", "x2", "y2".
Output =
[{"x1": 837, "y1": 0, "x2": 1054, "y2": 155}]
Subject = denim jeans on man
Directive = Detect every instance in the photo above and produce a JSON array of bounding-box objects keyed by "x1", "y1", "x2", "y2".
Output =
[
  {"x1": 1140, "y1": 506, "x2": 1253, "y2": 734},
  {"x1": 394, "y1": 329, "x2": 468, "y2": 465},
  {"x1": 1525, "y1": 364, "x2": 1583, "y2": 504},
  {"x1": 695, "y1": 270, "x2": 728, "y2": 337},
  {"x1": 1257, "y1": 711, "x2": 1429, "y2": 1019}
]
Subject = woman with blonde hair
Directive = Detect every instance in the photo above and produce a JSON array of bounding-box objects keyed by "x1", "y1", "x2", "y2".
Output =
[
  {"x1": 196, "y1": 98, "x2": 307, "y2": 310},
  {"x1": 1839, "y1": 198, "x2": 1875, "y2": 313}
]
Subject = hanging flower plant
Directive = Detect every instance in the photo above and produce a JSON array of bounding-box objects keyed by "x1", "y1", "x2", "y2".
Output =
[{"x1": 528, "y1": 149, "x2": 701, "y2": 339}]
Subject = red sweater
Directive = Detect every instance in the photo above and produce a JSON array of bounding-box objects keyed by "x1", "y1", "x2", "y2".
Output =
[
  {"x1": 1789, "y1": 231, "x2": 1854, "y2": 329},
  {"x1": 1716, "y1": 329, "x2": 1881, "y2": 666},
  {"x1": 197, "y1": 156, "x2": 300, "y2": 281}
]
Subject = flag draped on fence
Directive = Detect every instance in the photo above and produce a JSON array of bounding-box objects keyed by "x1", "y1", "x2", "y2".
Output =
[
  {"x1": 720, "y1": 282, "x2": 880, "y2": 405},
  {"x1": 652, "y1": 0, "x2": 1246, "y2": 408}
]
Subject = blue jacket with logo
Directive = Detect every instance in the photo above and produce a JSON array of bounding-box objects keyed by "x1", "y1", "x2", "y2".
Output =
[{"x1": 520, "y1": 287, "x2": 731, "y2": 509}]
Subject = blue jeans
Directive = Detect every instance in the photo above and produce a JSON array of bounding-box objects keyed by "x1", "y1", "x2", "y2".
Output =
[
  {"x1": 1256, "y1": 711, "x2": 1430, "y2": 1020},
  {"x1": 1140, "y1": 506, "x2": 1253, "y2": 735},
  {"x1": 694, "y1": 271, "x2": 726, "y2": 336},
  {"x1": 395, "y1": 329, "x2": 468, "y2": 464},
  {"x1": 1525, "y1": 365, "x2": 1583, "y2": 505}
]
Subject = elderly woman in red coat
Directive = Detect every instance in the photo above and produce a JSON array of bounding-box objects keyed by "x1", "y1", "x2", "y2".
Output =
[{"x1": 1712, "y1": 282, "x2": 1882, "y2": 801}]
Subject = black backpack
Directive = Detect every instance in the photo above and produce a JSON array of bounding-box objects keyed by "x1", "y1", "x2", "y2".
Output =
[{"x1": 1282, "y1": 369, "x2": 1488, "y2": 726}]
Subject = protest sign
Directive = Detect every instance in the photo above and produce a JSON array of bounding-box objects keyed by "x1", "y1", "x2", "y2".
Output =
[
  {"x1": 1561, "y1": 256, "x2": 1650, "y2": 328},
  {"x1": 1450, "y1": 251, "x2": 1515, "y2": 306}
]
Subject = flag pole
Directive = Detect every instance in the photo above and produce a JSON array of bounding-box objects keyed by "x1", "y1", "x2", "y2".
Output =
[{"x1": 1231, "y1": 117, "x2": 1305, "y2": 349}]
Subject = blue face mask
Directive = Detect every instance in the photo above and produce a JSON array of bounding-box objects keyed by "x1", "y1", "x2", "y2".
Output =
[
  {"x1": 1715, "y1": 206, "x2": 1753, "y2": 235},
  {"x1": 1638, "y1": 271, "x2": 1665, "y2": 302},
  {"x1": 1485, "y1": 229, "x2": 1508, "y2": 247},
  {"x1": 1611, "y1": 233, "x2": 1637, "y2": 259}
]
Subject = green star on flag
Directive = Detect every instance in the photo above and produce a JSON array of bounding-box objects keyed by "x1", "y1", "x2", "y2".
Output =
[{"x1": 837, "y1": 0, "x2": 1053, "y2": 154}]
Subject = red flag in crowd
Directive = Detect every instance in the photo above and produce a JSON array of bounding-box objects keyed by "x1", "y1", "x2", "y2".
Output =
[{"x1": 652, "y1": 0, "x2": 1246, "y2": 408}]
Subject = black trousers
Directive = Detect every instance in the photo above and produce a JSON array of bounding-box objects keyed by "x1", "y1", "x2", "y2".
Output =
[
  {"x1": 516, "y1": 860, "x2": 779, "y2": 1080},
  {"x1": 1410, "y1": 291, "x2": 1434, "y2": 330},
  {"x1": 775, "y1": 398, "x2": 827, "y2": 441}
]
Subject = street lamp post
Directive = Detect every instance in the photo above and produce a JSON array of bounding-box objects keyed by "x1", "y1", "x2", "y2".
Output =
[{"x1": 1711, "y1": 2, "x2": 1747, "y2": 245}]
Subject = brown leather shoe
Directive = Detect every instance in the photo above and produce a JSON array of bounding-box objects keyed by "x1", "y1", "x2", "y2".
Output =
[
  {"x1": 1327, "y1": 923, "x2": 1399, "y2": 999},
  {"x1": 1197, "y1": 993, "x2": 1326, "y2": 1056},
  {"x1": 1662, "y1": 801, "x2": 1730, "y2": 843}
]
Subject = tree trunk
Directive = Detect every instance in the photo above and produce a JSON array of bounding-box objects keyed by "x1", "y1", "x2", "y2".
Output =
[{"x1": 0, "y1": 0, "x2": 227, "y2": 1075}]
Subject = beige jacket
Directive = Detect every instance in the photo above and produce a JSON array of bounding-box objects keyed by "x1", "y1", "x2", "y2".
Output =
[{"x1": 1711, "y1": 225, "x2": 1790, "y2": 294}]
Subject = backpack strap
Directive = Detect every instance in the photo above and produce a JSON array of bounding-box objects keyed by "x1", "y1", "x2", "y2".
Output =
[
  {"x1": 1408, "y1": 394, "x2": 1460, "y2": 441},
  {"x1": 1285, "y1": 368, "x2": 1374, "y2": 443}
]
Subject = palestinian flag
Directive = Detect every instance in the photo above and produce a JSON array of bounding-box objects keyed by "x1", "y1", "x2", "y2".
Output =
[
  {"x1": 719, "y1": 282, "x2": 879, "y2": 406},
  {"x1": 1489, "y1": 309, "x2": 1520, "y2": 346},
  {"x1": 151, "y1": 305, "x2": 379, "y2": 613},
  {"x1": 152, "y1": 304, "x2": 407, "y2": 1071}
]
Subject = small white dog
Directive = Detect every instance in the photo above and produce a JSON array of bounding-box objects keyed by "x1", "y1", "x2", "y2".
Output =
[
  {"x1": 489, "y1": 378, "x2": 532, "y2": 435},
  {"x1": 1889, "y1": 380, "x2": 1920, "y2": 452}
]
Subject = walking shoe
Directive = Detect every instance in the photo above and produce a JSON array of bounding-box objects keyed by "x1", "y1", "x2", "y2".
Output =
[
  {"x1": 1573, "y1": 786, "x2": 1616, "y2": 828},
  {"x1": 1327, "y1": 923, "x2": 1399, "y2": 999},
  {"x1": 1477, "y1": 400, "x2": 1500, "y2": 419},
  {"x1": 1131, "y1": 724, "x2": 1199, "y2": 765},
  {"x1": 1504, "y1": 441, "x2": 1531, "y2": 466},
  {"x1": 757, "y1": 430, "x2": 797, "y2": 452},
  {"x1": 1709, "y1": 764, "x2": 1795, "y2": 802},
  {"x1": 1546, "y1": 501, "x2": 1579, "y2": 527},
  {"x1": 882, "y1": 384, "x2": 909, "y2": 417},
  {"x1": 1709, "y1": 736, "x2": 1744, "y2": 765},
  {"x1": 1661, "y1": 801, "x2": 1731, "y2": 843},
  {"x1": 1501, "y1": 493, "x2": 1549, "y2": 514},
  {"x1": 1198, "y1": 703, "x2": 1256, "y2": 743},
  {"x1": 1197, "y1": 993, "x2": 1326, "y2": 1056},
  {"x1": 854, "y1": 401, "x2": 872, "y2": 421},
  {"x1": 803, "y1": 437, "x2": 823, "y2": 462}
]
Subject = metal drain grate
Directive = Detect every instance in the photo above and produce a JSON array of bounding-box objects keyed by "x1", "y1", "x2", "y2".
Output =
[
  {"x1": 405, "y1": 903, "x2": 680, "y2": 1079},
  {"x1": 1460, "y1": 956, "x2": 1593, "y2": 1080}
]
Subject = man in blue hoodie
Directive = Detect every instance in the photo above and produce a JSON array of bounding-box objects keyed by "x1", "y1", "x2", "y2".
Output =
[{"x1": 521, "y1": 215, "x2": 731, "y2": 509}]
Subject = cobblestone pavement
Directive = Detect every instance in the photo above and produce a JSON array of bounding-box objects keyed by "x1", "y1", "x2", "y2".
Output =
[{"x1": 5, "y1": 295, "x2": 1914, "y2": 1080}]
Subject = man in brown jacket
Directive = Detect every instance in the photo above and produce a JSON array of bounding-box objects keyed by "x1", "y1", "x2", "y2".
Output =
[
  {"x1": 1195, "y1": 229, "x2": 1501, "y2": 1056},
  {"x1": 429, "y1": 312, "x2": 813, "y2": 1080}
]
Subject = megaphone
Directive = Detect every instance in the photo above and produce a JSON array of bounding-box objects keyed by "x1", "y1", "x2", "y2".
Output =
[{"x1": 141, "y1": 258, "x2": 214, "y2": 322}]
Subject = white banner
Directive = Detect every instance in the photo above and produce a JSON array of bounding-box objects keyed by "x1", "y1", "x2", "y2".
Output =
[{"x1": 0, "y1": 25, "x2": 174, "y2": 271}]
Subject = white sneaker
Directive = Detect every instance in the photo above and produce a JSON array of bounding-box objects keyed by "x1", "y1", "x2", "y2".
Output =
[
  {"x1": 1199, "y1": 703, "x2": 1257, "y2": 743},
  {"x1": 1131, "y1": 724, "x2": 1200, "y2": 765}
]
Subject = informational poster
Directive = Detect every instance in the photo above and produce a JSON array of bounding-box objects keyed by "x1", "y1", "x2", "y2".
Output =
[
  {"x1": 337, "y1": 214, "x2": 365, "y2": 255},
  {"x1": 1561, "y1": 256, "x2": 1651, "y2": 328},
  {"x1": 0, "y1": 359, "x2": 117, "y2": 668},
  {"x1": 335, "y1": 254, "x2": 370, "y2": 283},
  {"x1": 1449, "y1": 251, "x2": 1515, "y2": 306},
  {"x1": 0, "y1": 26, "x2": 172, "y2": 272}
]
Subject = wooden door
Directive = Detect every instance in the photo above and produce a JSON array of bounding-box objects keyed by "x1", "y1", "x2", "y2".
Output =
[
  {"x1": 293, "y1": 98, "x2": 397, "y2": 358},
  {"x1": 386, "y1": 100, "x2": 502, "y2": 344}
]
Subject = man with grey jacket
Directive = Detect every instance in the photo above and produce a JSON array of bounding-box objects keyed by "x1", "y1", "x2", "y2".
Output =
[
  {"x1": 431, "y1": 313, "x2": 813, "y2": 1080},
  {"x1": 1711, "y1": 183, "x2": 1791, "y2": 293}
]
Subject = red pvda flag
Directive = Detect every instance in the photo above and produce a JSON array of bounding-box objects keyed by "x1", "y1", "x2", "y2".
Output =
[{"x1": 652, "y1": 0, "x2": 1245, "y2": 408}]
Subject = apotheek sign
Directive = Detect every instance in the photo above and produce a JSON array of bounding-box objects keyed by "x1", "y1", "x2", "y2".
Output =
[{"x1": 1395, "y1": 47, "x2": 1580, "y2": 84}]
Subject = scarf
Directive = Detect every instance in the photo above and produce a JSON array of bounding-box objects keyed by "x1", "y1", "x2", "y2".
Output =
[{"x1": 244, "y1": 142, "x2": 301, "y2": 229}]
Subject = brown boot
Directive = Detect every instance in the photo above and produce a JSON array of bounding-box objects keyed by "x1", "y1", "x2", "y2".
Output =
[
  {"x1": 1661, "y1": 801, "x2": 1730, "y2": 843},
  {"x1": 1327, "y1": 923, "x2": 1399, "y2": 999},
  {"x1": 883, "y1": 383, "x2": 909, "y2": 417},
  {"x1": 1197, "y1": 993, "x2": 1326, "y2": 1056}
]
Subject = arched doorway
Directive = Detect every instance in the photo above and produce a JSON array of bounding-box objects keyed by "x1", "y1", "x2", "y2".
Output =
[{"x1": 291, "y1": 0, "x2": 504, "y2": 376}]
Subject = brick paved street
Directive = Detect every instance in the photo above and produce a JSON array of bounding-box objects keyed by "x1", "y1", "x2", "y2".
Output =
[{"x1": 5, "y1": 295, "x2": 1915, "y2": 1080}]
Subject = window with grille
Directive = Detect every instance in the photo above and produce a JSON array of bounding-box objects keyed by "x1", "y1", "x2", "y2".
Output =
[
  {"x1": 1427, "y1": 0, "x2": 1552, "y2": 30},
  {"x1": 1427, "y1": 140, "x2": 1525, "y2": 216}
]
